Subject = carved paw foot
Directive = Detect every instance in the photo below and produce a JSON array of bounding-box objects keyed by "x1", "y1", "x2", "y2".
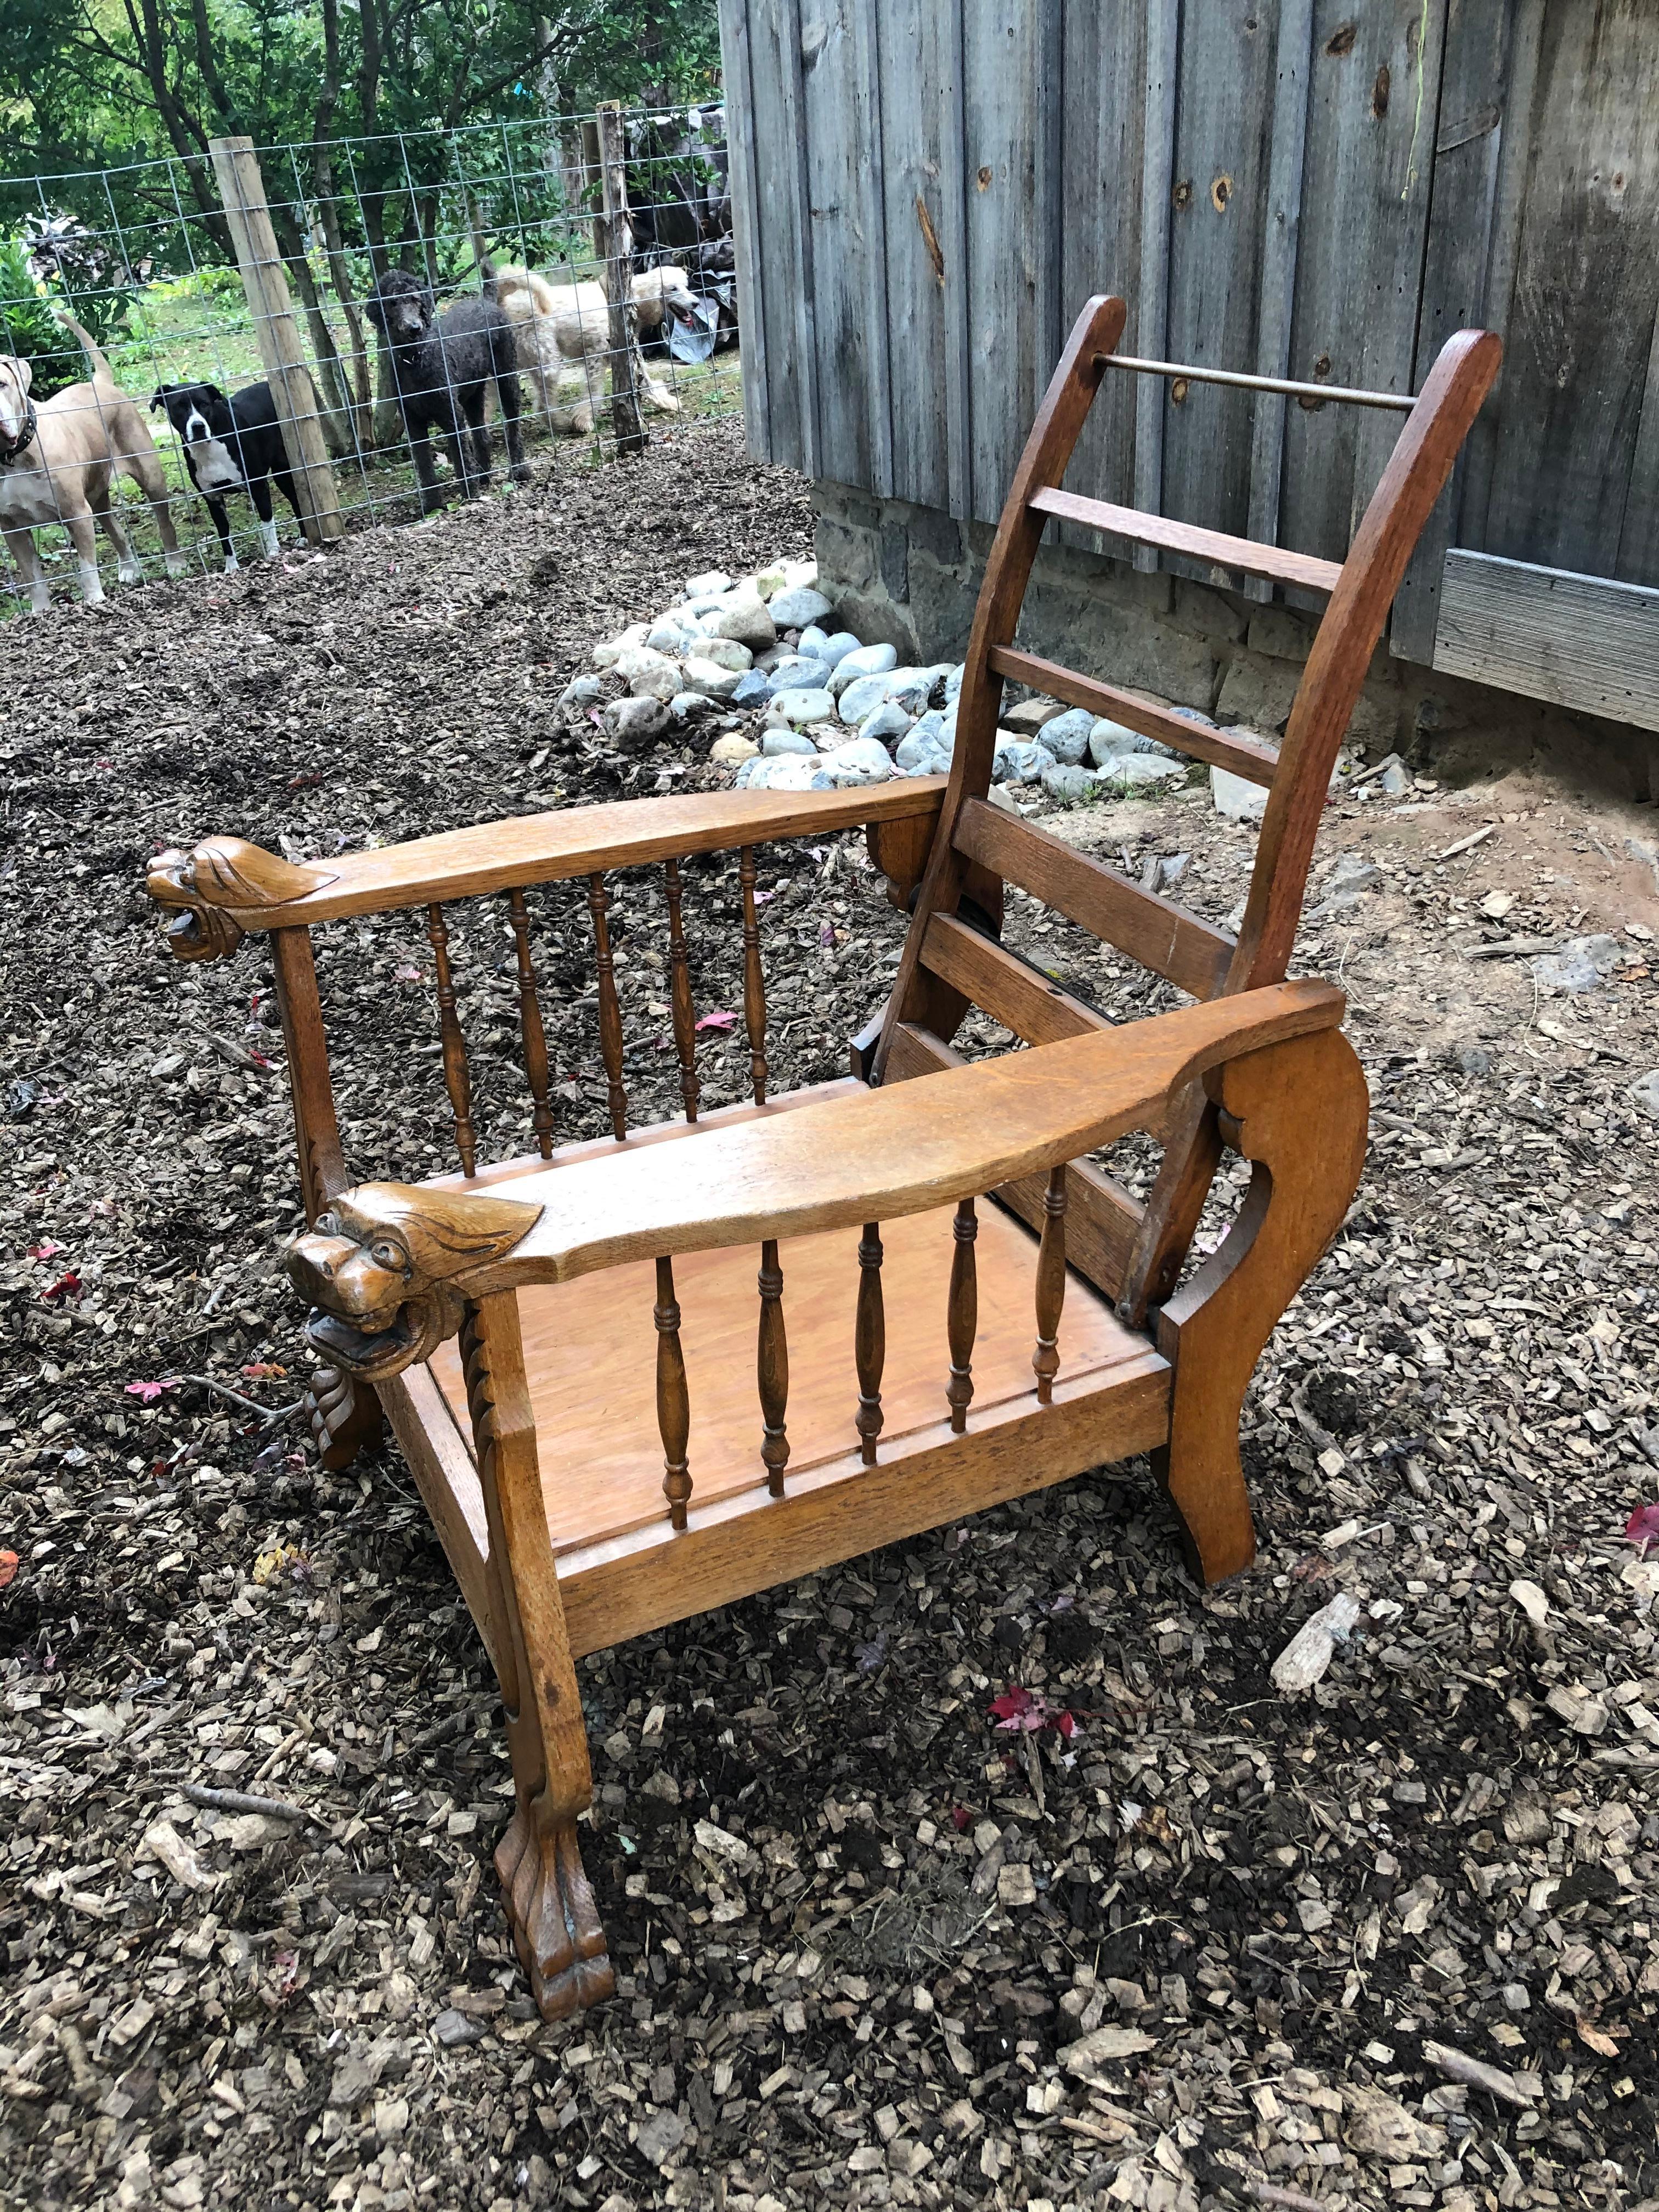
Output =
[
  {"x1": 304, "y1": 1365, "x2": 385, "y2": 1472},
  {"x1": 496, "y1": 1803, "x2": 614, "y2": 2021}
]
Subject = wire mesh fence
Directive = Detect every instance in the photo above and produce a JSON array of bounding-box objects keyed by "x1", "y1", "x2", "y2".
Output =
[{"x1": 0, "y1": 106, "x2": 740, "y2": 614}]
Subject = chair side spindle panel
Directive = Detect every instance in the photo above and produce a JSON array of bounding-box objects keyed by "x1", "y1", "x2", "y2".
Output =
[
  {"x1": 757, "y1": 1239, "x2": 789, "y2": 1495},
  {"x1": 654, "y1": 1256, "x2": 691, "y2": 1530},
  {"x1": 855, "y1": 1223, "x2": 885, "y2": 1463},
  {"x1": 1032, "y1": 1165, "x2": 1068, "y2": 1403},
  {"x1": 946, "y1": 1198, "x2": 978, "y2": 1432}
]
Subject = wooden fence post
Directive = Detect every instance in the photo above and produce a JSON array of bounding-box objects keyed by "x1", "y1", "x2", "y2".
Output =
[
  {"x1": 208, "y1": 135, "x2": 346, "y2": 546},
  {"x1": 595, "y1": 102, "x2": 646, "y2": 458}
]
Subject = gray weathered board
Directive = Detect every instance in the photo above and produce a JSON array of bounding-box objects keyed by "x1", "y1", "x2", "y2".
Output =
[
  {"x1": 1433, "y1": 553, "x2": 1659, "y2": 735},
  {"x1": 719, "y1": 0, "x2": 1658, "y2": 731}
]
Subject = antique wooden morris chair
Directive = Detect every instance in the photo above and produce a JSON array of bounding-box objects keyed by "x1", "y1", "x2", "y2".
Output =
[{"x1": 148, "y1": 298, "x2": 1499, "y2": 2018}]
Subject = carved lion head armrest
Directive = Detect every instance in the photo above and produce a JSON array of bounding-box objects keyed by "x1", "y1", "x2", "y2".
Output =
[
  {"x1": 286, "y1": 1183, "x2": 544, "y2": 1379},
  {"x1": 145, "y1": 836, "x2": 339, "y2": 962}
]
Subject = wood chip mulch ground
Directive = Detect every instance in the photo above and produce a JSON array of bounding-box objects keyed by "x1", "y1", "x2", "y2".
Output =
[{"x1": 3, "y1": 416, "x2": 1658, "y2": 2212}]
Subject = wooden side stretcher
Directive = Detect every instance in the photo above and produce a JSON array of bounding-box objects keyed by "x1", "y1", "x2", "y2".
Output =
[{"x1": 146, "y1": 296, "x2": 1500, "y2": 2018}]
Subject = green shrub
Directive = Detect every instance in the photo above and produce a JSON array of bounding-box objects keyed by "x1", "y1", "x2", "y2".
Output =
[{"x1": 1, "y1": 232, "x2": 134, "y2": 400}]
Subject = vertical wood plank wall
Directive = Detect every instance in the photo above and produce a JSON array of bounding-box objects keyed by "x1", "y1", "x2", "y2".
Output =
[{"x1": 719, "y1": 0, "x2": 1659, "y2": 656}]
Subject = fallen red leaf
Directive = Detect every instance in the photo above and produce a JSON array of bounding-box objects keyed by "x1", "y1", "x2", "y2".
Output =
[
  {"x1": 950, "y1": 1805, "x2": 972, "y2": 1832},
  {"x1": 1624, "y1": 1503, "x2": 1659, "y2": 1553},
  {"x1": 27, "y1": 1240, "x2": 64, "y2": 1261},
  {"x1": 41, "y1": 1270, "x2": 82, "y2": 1304},
  {"x1": 0, "y1": 1551, "x2": 19, "y2": 1590},
  {"x1": 125, "y1": 1378, "x2": 180, "y2": 1403},
  {"x1": 695, "y1": 1010, "x2": 738, "y2": 1032},
  {"x1": 988, "y1": 1684, "x2": 1076, "y2": 1737},
  {"x1": 240, "y1": 1362, "x2": 287, "y2": 1380}
]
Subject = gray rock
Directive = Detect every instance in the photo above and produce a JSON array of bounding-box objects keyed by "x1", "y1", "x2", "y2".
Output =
[
  {"x1": 1378, "y1": 760, "x2": 1412, "y2": 797},
  {"x1": 737, "y1": 754, "x2": 822, "y2": 792},
  {"x1": 766, "y1": 686, "x2": 837, "y2": 727},
  {"x1": 433, "y1": 2008, "x2": 486, "y2": 2050},
  {"x1": 1041, "y1": 708, "x2": 1095, "y2": 764},
  {"x1": 837, "y1": 672, "x2": 896, "y2": 725},
  {"x1": 730, "y1": 670, "x2": 772, "y2": 709},
  {"x1": 1629, "y1": 1070, "x2": 1659, "y2": 1120},
  {"x1": 756, "y1": 655, "x2": 825, "y2": 696},
  {"x1": 811, "y1": 736, "x2": 894, "y2": 787},
  {"x1": 768, "y1": 584, "x2": 835, "y2": 629},
  {"x1": 883, "y1": 666, "x2": 943, "y2": 716},
  {"x1": 1089, "y1": 716, "x2": 1177, "y2": 765},
  {"x1": 996, "y1": 739, "x2": 1056, "y2": 786},
  {"x1": 681, "y1": 656, "x2": 745, "y2": 702},
  {"x1": 895, "y1": 725, "x2": 953, "y2": 775},
  {"x1": 603, "y1": 695, "x2": 670, "y2": 743},
  {"x1": 802, "y1": 627, "x2": 862, "y2": 670},
  {"x1": 696, "y1": 635, "x2": 753, "y2": 673},
  {"x1": 1532, "y1": 934, "x2": 1622, "y2": 993},
  {"x1": 708, "y1": 591, "x2": 777, "y2": 652},
  {"x1": 634, "y1": 2107, "x2": 690, "y2": 2168},
  {"x1": 1211, "y1": 764, "x2": 1269, "y2": 822},
  {"x1": 668, "y1": 691, "x2": 719, "y2": 722},
  {"x1": 827, "y1": 641, "x2": 899, "y2": 695},
  {"x1": 761, "y1": 725, "x2": 819, "y2": 757},
  {"x1": 858, "y1": 699, "x2": 915, "y2": 747},
  {"x1": 1041, "y1": 761, "x2": 1107, "y2": 803},
  {"x1": 646, "y1": 618, "x2": 698, "y2": 656},
  {"x1": 557, "y1": 674, "x2": 604, "y2": 711}
]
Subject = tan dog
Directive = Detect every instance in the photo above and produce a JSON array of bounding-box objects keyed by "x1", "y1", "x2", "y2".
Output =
[
  {"x1": 0, "y1": 313, "x2": 184, "y2": 612},
  {"x1": 493, "y1": 264, "x2": 696, "y2": 434}
]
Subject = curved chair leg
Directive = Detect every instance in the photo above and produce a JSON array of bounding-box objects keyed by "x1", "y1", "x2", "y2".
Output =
[
  {"x1": 1153, "y1": 1028, "x2": 1369, "y2": 1584},
  {"x1": 461, "y1": 1293, "x2": 614, "y2": 2018}
]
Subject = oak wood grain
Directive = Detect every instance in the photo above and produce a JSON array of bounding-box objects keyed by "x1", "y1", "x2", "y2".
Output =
[
  {"x1": 922, "y1": 912, "x2": 1110, "y2": 1047},
  {"x1": 953, "y1": 798, "x2": 1234, "y2": 1001},
  {"x1": 1027, "y1": 486, "x2": 1343, "y2": 595},
  {"x1": 987, "y1": 648, "x2": 1282, "y2": 786}
]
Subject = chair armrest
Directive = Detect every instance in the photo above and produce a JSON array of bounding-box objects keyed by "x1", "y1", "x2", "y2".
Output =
[
  {"x1": 287, "y1": 979, "x2": 1346, "y2": 1376},
  {"x1": 145, "y1": 781, "x2": 948, "y2": 958}
]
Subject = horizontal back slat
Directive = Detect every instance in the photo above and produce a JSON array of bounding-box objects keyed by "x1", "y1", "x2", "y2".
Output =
[
  {"x1": 954, "y1": 799, "x2": 1234, "y2": 1001},
  {"x1": 988, "y1": 648, "x2": 1280, "y2": 786},
  {"x1": 1030, "y1": 487, "x2": 1344, "y2": 596},
  {"x1": 922, "y1": 913, "x2": 1111, "y2": 1047}
]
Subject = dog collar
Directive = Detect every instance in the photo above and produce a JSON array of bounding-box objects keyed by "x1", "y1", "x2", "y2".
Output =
[{"x1": 0, "y1": 402, "x2": 38, "y2": 464}]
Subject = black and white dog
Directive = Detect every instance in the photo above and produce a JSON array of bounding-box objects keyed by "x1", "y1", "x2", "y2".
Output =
[{"x1": 150, "y1": 381, "x2": 301, "y2": 571}]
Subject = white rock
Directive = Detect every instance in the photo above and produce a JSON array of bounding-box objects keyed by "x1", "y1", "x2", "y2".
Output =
[
  {"x1": 709, "y1": 732, "x2": 759, "y2": 766},
  {"x1": 802, "y1": 628, "x2": 862, "y2": 670},
  {"x1": 682, "y1": 569, "x2": 732, "y2": 599},
  {"x1": 708, "y1": 590, "x2": 778, "y2": 652},
  {"x1": 812, "y1": 736, "x2": 894, "y2": 787},
  {"x1": 1088, "y1": 716, "x2": 1177, "y2": 764},
  {"x1": 602, "y1": 695, "x2": 670, "y2": 743},
  {"x1": 944, "y1": 664, "x2": 966, "y2": 702},
  {"x1": 592, "y1": 623, "x2": 650, "y2": 668},
  {"x1": 858, "y1": 700, "x2": 915, "y2": 746},
  {"x1": 761, "y1": 725, "x2": 819, "y2": 756},
  {"x1": 557, "y1": 674, "x2": 603, "y2": 710},
  {"x1": 615, "y1": 644, "x2": 676, "y2": 684},
  {"x1": 883, "y1": 666, "x2": 943, "y2": 716},
  {"x1": 779, "y1": 557, "x2": 818, "y2": 591},
  {"x1": 895, "y1": 726, "x2": 953, "y2": 775},
  {"x1": 754, "y1": 561, "x2": 788, "y2": 601},
  {"x1": 766, "y1": 686, "x2": 837, "y2": 727},
  {"x1": 830, "y1": 641, "x2": 899, "y2": 691},
  {"x1": 1630, "y1": 1070, "x2": 1659, "y2": 1120},
  {"x1": 1096, "y1": 752, "x2": 1188, "y2": 789},
  {"x1": 646, "y1": 618, "x2": 698, "y2": 656},
  {"x1": 696, "y1": 636, "x2": 753, "y2": 672},
  {"x1": 996, "y1": 740, "x2": 1056, "y2": 786},
  {"x1": 1212, "y1": 764, "x2": 1269, "y2": 822},
  {"x1": 1041, "y1": 761, "x2": 1106, "y2": 802},
  {"x1": 681, "y1": 655, "x2": 745, "y2": 701},
  {"x1": 629, "y1": 661, "x2": 684, "y2": 702},
  {"x1": 769, "y1": 584, "x2": 835, "y2": 629},
  {"x1": 738, "y1": 754, "x2": 822, "y2": 791},
  {"x1": 1270, "y1": 1592, "x2": 1362, "y2": 1693}
]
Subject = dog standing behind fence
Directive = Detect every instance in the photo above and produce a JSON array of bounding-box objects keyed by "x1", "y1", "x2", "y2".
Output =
[
  {"x1": 492, "y1": 265, "x2": 696, "y2": 436},
  {"x1": 150, "y1": 381, "x2": 302, "y2": 571},
  {"x1": 0, "y1": 313, "x2": 184, "y2": 613},
  {"x1": 365, "y1": 270, "x2": 530, "y2": 514}
]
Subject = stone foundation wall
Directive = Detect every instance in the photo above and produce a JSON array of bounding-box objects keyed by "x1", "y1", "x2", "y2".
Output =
[{"x1": 812, "y1": 481, "x2": 1659, "y2": 802}]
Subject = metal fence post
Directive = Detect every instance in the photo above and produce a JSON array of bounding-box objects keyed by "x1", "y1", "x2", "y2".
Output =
[
  {"x1": 595, "y1": 101, "x2": 646, "y2": 458},
  {"x1": 208, "y1": 134, "x2": 346, "y2": 545}
]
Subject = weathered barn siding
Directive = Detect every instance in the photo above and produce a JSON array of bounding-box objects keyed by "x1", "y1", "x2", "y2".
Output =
[{"x1": 717, "y1": 0, "x2": 1659, "y2": 718}]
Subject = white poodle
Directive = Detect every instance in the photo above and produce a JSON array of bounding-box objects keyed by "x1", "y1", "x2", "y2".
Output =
[{"x1": 492, "y1": 264, "x2": 698, "y2": 435}]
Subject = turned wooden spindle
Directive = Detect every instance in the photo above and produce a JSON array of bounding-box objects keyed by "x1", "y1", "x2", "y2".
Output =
[
  {"x1": 757, "y1": 1239, "x2": 789, "y2": 1496},
  {"x1": 945, "y1": 1197, "x2": 979, "y2": 1433},
  {"x1": 426, "y1": 902, "x2": 477, "y2": 1179},
  {"x1": 654, "y1": 1256, "x2": 692, "y2": 1530},
  {"x1": 855, "y1": 1222, "x2": 885, "y2": 1465},
  {"x1": 587, "y1": 872, "x2": 628, "y2": 1142},
  {"x1": 1032, "y1": 1164, "x2": 1069, "y2": 1404},
  {"x1": 664, "y1": 857, "x2": 701, "y2": 1123},
  {"x1": 507, "y1": 889, "x2": 555, "y2": 1160},
  {"x1": 739, "y1": 845, "x2": 769, "y2": 1107}
]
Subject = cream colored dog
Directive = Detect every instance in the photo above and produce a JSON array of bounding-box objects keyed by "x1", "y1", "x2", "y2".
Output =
[
  {"x1": 493, "y1": 264, "x2": 697, "y2": 435},
  {"x1": 0, "y1": 314, "x2": 183, "y2": 612}
]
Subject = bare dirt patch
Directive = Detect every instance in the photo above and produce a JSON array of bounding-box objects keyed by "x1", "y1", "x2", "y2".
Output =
[{"x1": 3, "y1": 421, "x2": 1659, "y2": 2212}]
